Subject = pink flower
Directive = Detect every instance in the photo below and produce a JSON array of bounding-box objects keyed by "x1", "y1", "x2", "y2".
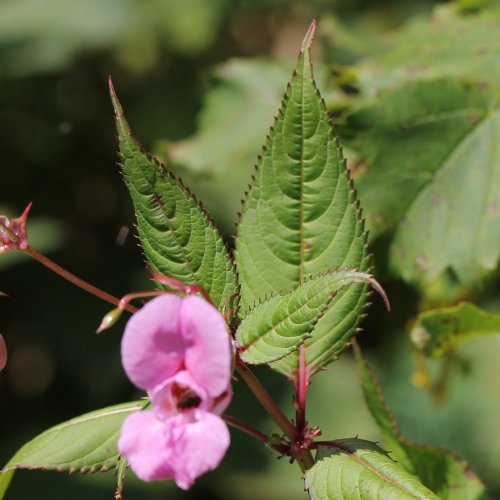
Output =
[{"x1": 118, "y1": 294, "x2": 233, "y2": 490}]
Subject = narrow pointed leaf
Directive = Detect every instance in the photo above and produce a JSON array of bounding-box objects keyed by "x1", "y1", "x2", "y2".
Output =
[
  {"x1": 305, "y1": 438, "x2": 439, "y2": 500},
  {"x1": 410, "y1": 302, "x2": 500, "y2": 358},
  {"x1": 235, "y1": 22, "x2": 369, "y2": 375},
  {"x1": 110, "y1": 81, "x2": 237, "y2": 312},
  {"x1": 354, "y1": 343, "x2": 486, "y2": 499},
  {"x1": 236, "y1": 270, "x2": 375, "y2": 366},
  {"x1": 0, "y1": 401, "x2": 144, "y2": 499}
]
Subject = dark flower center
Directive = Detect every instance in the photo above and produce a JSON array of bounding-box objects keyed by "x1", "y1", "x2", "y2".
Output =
[{"x1": 172, "y1": 384, "x2": 201, "y2": 410}]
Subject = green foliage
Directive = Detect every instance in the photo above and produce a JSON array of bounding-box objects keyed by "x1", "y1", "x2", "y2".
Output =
[
  {"x1": 167, "y1": 58, "x2": 341, "y2": 232},
  {"x1": 354, "y1": 343, "x2": 486, "y2": 499},
  {"x1": 236, "y1": 270, "x2": 375, "y2": 367},
  {"x1": 235, "y1": 24, "x2": 369, "y2": 376},
  {"x1": 410, "y1": 302, "x2": 500, "y2": 358},
  {"x1": 0, "y1": 0, "x2": 230, "y2": 77},
  {"x1": 348, "y1": 78, "x2": 500, "y2": 289},
  {"x1": 0, "y1": 401, "x2": 144, "y2": 499},
  {"x1": 356, "y1": 6, "x2": 500, "y2": 94},
  {"x1": 111, "y1": 82, "x2": 238, "y2": 312},
  {"x1": 305, "y1": 438, "x2": 439, "y2": 499}
]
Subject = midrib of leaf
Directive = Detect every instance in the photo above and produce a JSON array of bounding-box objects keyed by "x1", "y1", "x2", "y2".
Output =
[
  {"x1": 239, "y1": 284, "x2": 336, "y2": 352},
  {"x1": 298, "y1": 58, "x2": 306, "y2": 285},
  {"x1": 325, "y1": 442, "x2": 428, "y2": 499},
  {"x1": 122, "y1": 140, "x2": 198, "y2": 283}
]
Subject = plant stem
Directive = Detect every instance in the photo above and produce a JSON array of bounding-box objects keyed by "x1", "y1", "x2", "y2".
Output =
[
  {"x1": 296, "y1": 449, "x2": 316, "y2": 471},
  {"x1": 295, "y1": 344, "x2": 308, "y2": 433},
  {"x1": 223, "y1": 414, "x2": 268, "y2": 443},
  {"x1": 24, "y1": 246, "x2": 136, "y2": 314},
  {"x1": 235, "y1": 358, "x2": 298, "y2": 442}
]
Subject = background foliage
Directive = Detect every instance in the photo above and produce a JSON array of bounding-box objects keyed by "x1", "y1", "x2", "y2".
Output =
[{"x1": 1, "y1": 0, "x2": 499, "y2": 498}]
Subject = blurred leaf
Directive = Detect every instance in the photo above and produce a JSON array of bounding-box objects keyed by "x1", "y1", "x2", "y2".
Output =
[
  {"x1": 0, "y1": 401, "x2": 144, "y2": 500},
  {"x1": 347, "y1": 78, "x2": 500, "y2": 289},
  {"x1": 305, "y1": 438, "x2": 439, "y2": 499},
  {"x1": 236, "y1": 270, "x2": 375, "y2": 367},
  {"x1": 234, "y1": 23, "x2": 369, "y2": 377},
  {"x1": 354, "y1": 343, "x2": 487, "y2": 499},
  {"x1": 356, "y1": 7, "x2": 500, "y2": 95},
  {"x1": 0, "y1": 0, "x2": 229, "y2": 77},
  {"x1": 318, "y1": 14, "x2": 382, "y2": 65},
  {"x1": 410, "y1": 302, "x2": 500, "y2": 358},
  {"x1": 111, "y1": 82, "x2": 238, "y2": 312}
]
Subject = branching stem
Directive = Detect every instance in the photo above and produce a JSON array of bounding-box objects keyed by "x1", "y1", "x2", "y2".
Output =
[{"x1": 24, "y1": 246, "x2": 137, "y2": 314}]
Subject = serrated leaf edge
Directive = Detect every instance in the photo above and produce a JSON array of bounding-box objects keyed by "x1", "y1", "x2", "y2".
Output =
[
  {"x1": 110, "y1": 79, "x2": 240, "y2": 315},
  {"x1": 352, "y1": 341, "x2": 485, "y2": 487}
]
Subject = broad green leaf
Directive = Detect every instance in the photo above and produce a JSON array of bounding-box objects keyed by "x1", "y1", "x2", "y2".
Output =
[
  {"x1": 110, "y1": 81, "x2": 237, "y2": 312},
  {"x1": 354, "y1": 343, "x2": 486, "y2": 499},
  {"x1": 305, "y1": 438, "x2": 439, "y2": 500},
  {"x1": 235, "y1": 22, "x2": 369, "y2": 376},
  {"x1": 356, "y1": 7, "x2": 500, "y2": 95},
  {"x1": 347, "y1": 78, "x2": 500, "y2": 289},
  {"x1": 0, "y1": 401, "x2": 144, "y2": 499},
  {"x1": 236, "y1": 270, "x2": 377, "y2": 365},
  {"x1": 410, "y1": 302, "x2": 500, "y2": 358}
]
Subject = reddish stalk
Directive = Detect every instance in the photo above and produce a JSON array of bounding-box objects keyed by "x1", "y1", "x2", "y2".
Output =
[
  {"x1": 24, "y1": 246, "x2": 137, "y2": 314},
  {"x1": 235, "y1": 358, "x2": 298, "y2": 443},
  {"x1": 295, "y1": 343, "x2": 308, "y2": 434}
]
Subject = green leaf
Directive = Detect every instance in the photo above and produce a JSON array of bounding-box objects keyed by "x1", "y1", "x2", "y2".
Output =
[
  {"x1": 235, "y1": 22, "x2": 369, "y2": 376},
  {"x1": 0, "y1": 401, "x2": 144, "y2": 500},
  {"x1": 305, "y1": 438, "x2": 439, "y2": 500},
  {"x1": 236, "y1": 270, "x2": 377, "y2": 366},
  {"x1": 410, "y1": 302, "x2": 500, "y2": 358},
  {"x1": 356, "y1": 7, "x2": 500, "y2": 95},
  {"x1": 354, "y1": 343, "x2": 486, "y2": 499},
  {"x1": 348, "y1": 78, "x2": 500, "y2": 289},
  {"x1": 167, "y1": 58, "x2": 342, "y2": 233},
  {"x1": 110, "y1": 80, "x2": 238, "y2": 312}
]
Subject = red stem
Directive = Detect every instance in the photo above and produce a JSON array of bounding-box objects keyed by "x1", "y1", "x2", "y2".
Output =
[
  {"x1": 235, "y1": 358, "x2": 298, "y2": 443},
  {"x1": 24, "y1": 246, "x2": 136, "y2": 314},
  {"x1": 295, "y1": 343, "x2": 308, "y2": 433}
]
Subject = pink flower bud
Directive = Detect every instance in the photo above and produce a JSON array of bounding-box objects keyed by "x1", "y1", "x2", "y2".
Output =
[{"x1": 0, "y1": 203, "x2": 32, "y2": 254}]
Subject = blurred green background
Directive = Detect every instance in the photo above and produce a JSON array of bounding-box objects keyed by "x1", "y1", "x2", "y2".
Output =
[{"x1": 1, "y1": 0, "x2": 499, "y2": 498}]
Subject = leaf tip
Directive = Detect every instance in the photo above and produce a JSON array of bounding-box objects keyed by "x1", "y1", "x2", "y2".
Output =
[{"x1": 301, "y1": 20, "x2": 317, "y2": 52}]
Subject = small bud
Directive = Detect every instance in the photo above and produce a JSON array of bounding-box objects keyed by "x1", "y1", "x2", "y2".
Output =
[
  {"x1": 0, "y1": 334, "x2": 7, "y2": 371},
  {"x1": 97, "y1": 308, "x2": 123, "y2": 334},
  {"x1": 0, "y1": 203, "x2": 32, "y2": 253}
]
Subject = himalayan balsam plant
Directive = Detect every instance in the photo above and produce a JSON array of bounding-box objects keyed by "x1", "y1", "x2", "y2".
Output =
[{"x1": 0, "y1": 22, "x2": 488, "y2": 499}]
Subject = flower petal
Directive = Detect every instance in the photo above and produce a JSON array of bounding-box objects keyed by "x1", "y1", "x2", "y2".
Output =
[
  {"x1": 167, "y1": 411, "x2": 230, "y2": 490},
  {"x1": 118, "y1": 411, "x2": 174, "y2": 481},
  {"x1": 180, "y1": 296, "x2": 232, "y2": 397},
  {"x1": 121, "y1": 294, "x2": 185, "y2": 390}
]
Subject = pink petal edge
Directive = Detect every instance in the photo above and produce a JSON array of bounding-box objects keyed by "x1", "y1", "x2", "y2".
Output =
[
  {"x1": 181, "y1": 296, "x2": 232, "y2": 397},
  {"x1": 167, "y1": 411, "x2": 230, "y2": 490},
  {"x1": 118, "y1": 411, "x2": 174, "y2": 481},
  {"x1": 121, "y1": 294, "x2": 185, "y2": 390}
]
